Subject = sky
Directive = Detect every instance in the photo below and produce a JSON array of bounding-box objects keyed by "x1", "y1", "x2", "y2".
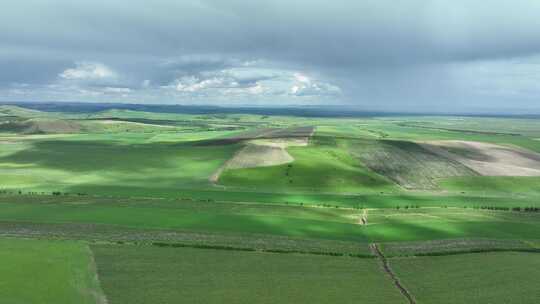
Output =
[{"x1": 1, "y1": 0, "x2": 540, "y2": 112}]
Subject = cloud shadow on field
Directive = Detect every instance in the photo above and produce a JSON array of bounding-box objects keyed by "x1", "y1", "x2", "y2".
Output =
[{"x1": 0, "y1": 139, "x2": 235, "y2": 173}]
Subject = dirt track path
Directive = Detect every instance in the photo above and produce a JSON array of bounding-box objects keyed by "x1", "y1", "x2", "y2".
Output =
[
  {"x1": 208, "y1": 146, "x2": 246, "y2": 183},
  {"x1": 370, "y1": 243, "x2": 416, "y2": 304},
  {"x1": 359, "y1": 209, "x2": 368, "y2": 225},
  {"x1": 86, "y1": 246, "x2": 109, "y2": 304}
]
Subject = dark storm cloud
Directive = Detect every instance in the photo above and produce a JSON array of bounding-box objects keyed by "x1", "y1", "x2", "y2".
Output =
[
  {"x1": 1, "y1": 0, "x2": 540, "y2": 111},
  {"x1": 0, "y1": 58, "x2": 67, "y2": 86}
]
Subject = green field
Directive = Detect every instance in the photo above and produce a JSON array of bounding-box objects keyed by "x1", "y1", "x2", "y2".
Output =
[
  {"x1": 219, "y1": 137, "x2": 398, "y2": 193},
  {"x1": 392, "y1": 252, "x2": 540, "y2": 303},
  {"x1": 91, "y1": 245, "x2": 405, "y2": 304},
  {"x1": 0, "y1": 238, "x2": 105, "y2": 304},
  {"x1": 2, "y1": 104, "x2": 540, "y2": 303},
  {"x1": 0, "y1": 138, "x2": 237, "y2": 195},
  {"x1": 350, "y1": 139, "x2": 476, "y2": 189},
  {"x1": 1, "y1": 196, "x2": 540, "y2": 244},
  {"x1": 439, "y1": 176, "x2": 540, "y2": 196}
]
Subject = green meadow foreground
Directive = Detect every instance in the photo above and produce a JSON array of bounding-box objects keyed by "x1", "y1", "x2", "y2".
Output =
[
  {"x1": 1, "y1": 104, "x2": 540, "y2": 303},
  {"x1": 92, "y1": 245, "x2": 405, "y2": 304},
  {"x1": 392, "y1": 252, "x2": 540, "y2": 303},
  {"x1": 0, "y1": 238, "x2": 105, "y2": 304}
]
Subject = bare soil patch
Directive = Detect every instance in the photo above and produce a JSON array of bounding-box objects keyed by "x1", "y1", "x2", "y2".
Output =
[
  {"x1": 209, "y1": 140, "x2": 301, "y2": 183},
  {"x1": 96, "y1": 119, "x2": 175, "y2": 128},
  {"x1": 209, "y1": 127, "x2": 315, "y2": 182},
  {"x1": 219, "y1": 135, "x2": 313, "y2": 172},
  {"x1": 249, "y1": 136, "x2": 310, "y2": 148},
  {"x1": 421, "y1": 140, "x2": 540, "y2": 176},
  {"x1": 226, "y1": 143, "x2": 294, "y2": 169},
  {"x1": 353, "y1": 140, "x2": 475, "y2": 189},
  {"x1": 199, "y1": 126, "x2": 314, "y2": 146},
  {"x1": 0, "y1": 119, "x2": 81, "y2": 134}
]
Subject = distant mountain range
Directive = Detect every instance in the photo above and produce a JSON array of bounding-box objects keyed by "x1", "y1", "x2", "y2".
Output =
[{"x1": 2, "y1": 101, "x2": 540, "y2": 118}]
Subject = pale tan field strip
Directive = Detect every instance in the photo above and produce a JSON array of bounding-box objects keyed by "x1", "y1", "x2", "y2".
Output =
[
  {"x1": 226, "y1": 143, "x2": 294, "y2": 169},
  {"x1": 228, "y1": 137, "x2": 310, "y2": 169},
  {"x1": 0, "y1": 118, "x2": 82, "y2": 134},
  {"x1": 421, "y1": 140, "x2": 540, "y2": 176},
  {"x1": 210, "y1": 126, "x2": 314, "y2": 181},
  {"x1": 96, "y1": 119, "x2": 176, "y2": 128}
]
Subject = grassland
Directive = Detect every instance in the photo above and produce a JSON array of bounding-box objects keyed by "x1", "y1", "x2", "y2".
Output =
[
  {"x1": 1, "y1": 195, "x2": 540, "y2": 245},
  {"x1": 3, "y1": 105, "x2": 540, "y2": 202},
  {"x1": 0, "y1": 237, "x2": 105, "y2": 304},
  {"x1": 391, "y1": 252, "x2": 540, "y2": 303},
  {"x1": 0, "y1": 136, "x2": 238, "y2": 195},
  {"x1": 2, "y1": 104, "x2": 540, "y2": 303},
  {"x1": 220, "y1": 136, "x2": 398, "y2": 193},
  {"x1": 91, "y1": 245, "x2": 405, "y2": 304},
  {"x1": 0, "y1": 196, "x2": 368, "y2": 242},
  {"x1": 439, "y1": 176, "x2": 540, "y2": 196}
]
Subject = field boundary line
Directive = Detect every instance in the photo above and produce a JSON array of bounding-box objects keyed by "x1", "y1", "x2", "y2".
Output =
[
  {"x1": 86, "y1": 245, "x2": 109, "y2": 304},
  {"x1": 151, "y1": 241, "x2": 374, "y2": 258},
  {"x1": 4, "y1": 231, "x2": 540, "y2": 259},
  {"x1": 386, "y1": 247, "x2": 540, "y2": 258},
  {"x1": 359, "y1": 208, "x2": 368, "y2": 225},
  {"x1": 209, "y1": 145, "x2": 246, "y2": 184},
  {"x1": 370, "y1": 243, "x2": 416, "y2": 304},
  {"x1": 0, "y1": 224, "x2": 374, "y2": 259}
]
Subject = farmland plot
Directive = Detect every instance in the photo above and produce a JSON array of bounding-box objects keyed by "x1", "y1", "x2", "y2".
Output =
[
  {"x1": 351, "y1": 140, "x2": 475, "y2": 189},
  {"x1": 0, "y1": 238, "x2": 105, "y2": 304},
  {"x1": 220, "y1": 136, "x2": 396, "y2": 193},
  {"x1": 421, "y1": 140, "x2": 540, "y2": 176},
  {"x1": 92, "y1": 245, "x2": 406, "y2": 304},
  {"x1": 391, "y1": 252, "x2": 540, "y2": 304}
]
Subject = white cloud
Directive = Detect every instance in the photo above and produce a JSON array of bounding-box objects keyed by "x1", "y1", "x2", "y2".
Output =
[
  {"x1": 3, "y1": 57, "x2": 341, "y2": 106},
  {"x1": 294, "y1": 73, "x2": 311, "y2": 84},
  {"x1": 175, "y1": 76, "x2": 237, "y2": 92},
  {"x1": 77, "y1": 88, "x2": 103, "y2": 97},
  {"x1": 248, "y1": 83, "x2": 265, "y2": 94},
  {"x1": 169, "y1": 67, "x2": 341, "y2": 100},
  {"x1": 289, "y1": 72, "x2": 341, "y2": 97},
  {"x1": 222, "y1": 83, "x2": 267, "y2": 96},
  {"x1": 104, "y1": 87, "x2": 131, "y2": 94},
  {"x1": 59, "y1": 62, "x2": 116, "y2": 80}
]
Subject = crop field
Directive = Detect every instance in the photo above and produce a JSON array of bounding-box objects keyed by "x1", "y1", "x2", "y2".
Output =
[
  {"x1": 350, "y1": 139, "x2": 476, "y2": 189},
  {"x1": 391, "y1": 252, "x2": 540, "y2": 304},
  {"x1": 439, "y1": 175, "x2": 540, "y2": 196},
  {"x1": 219, "y1": 136, "x2": 398, "y2": 193},
  {"x1": 0, "y1": 135, "x2": 238, "y2": 196},
  {"x1": 1, "y1": 104, "x2": 540, "y2": 303},
  {"x1": 1, "y1": 195, "x2": 540, "y2": 245},
  {"x1": 420, "y1": 140, "x2": 540, "y2": 176},
  {"x1": 91, "y1": 245, "x2": 405, "y2": 304},
  {"x1": 0, "y1": 237, "x2": 105, "y2": 304}
]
